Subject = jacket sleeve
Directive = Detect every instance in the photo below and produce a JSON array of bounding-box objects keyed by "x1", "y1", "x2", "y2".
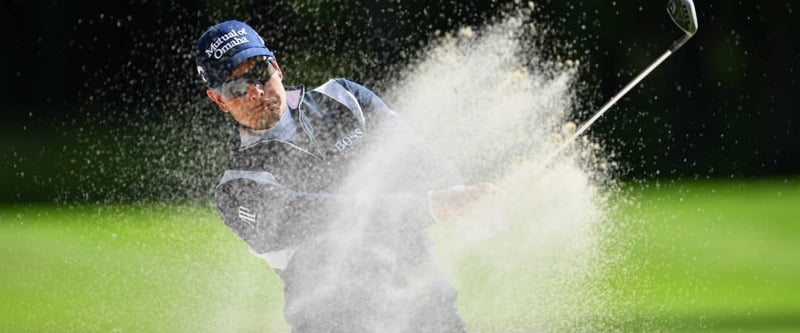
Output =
[
  {"x1": 215, "y1": 170, "x2": 435, "y2": 256},
  {"x1": 333, "y1": 78, "x2": 396, "y2": 119}
]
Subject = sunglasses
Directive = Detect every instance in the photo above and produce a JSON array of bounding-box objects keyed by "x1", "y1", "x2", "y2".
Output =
[{"x1": 217, "y1": 57, "x2": 276, "y2": 99}]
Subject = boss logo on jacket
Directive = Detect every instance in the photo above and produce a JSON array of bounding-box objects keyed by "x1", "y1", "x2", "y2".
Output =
[{"x1": 334, "y1": 128, "x2": 366, "y2": 152}]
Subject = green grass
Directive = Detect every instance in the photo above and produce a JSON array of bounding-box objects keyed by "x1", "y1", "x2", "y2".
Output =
[
  {"x1": 0, "y1": 204, "x2": 288, "y2": 332},
  {"x1": 606, "y1": 178, "x2": 800, "y2": 332},
  {"x1": 1, "y1": 178, "x2": 798, "y2": 332}
]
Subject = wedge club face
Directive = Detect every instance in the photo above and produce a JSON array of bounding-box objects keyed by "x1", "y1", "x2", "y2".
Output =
[{"x1": 667, "y1": 0, "x2": 698, "y2": 35}]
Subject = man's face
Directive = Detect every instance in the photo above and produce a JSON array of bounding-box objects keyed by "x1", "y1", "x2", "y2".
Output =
[{"x1": 207, "y1": 56, "x2": 287, "y2": 130}]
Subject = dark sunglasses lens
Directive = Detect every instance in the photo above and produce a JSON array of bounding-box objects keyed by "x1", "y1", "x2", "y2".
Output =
[
  {"x1": 220, "y1": 59, "x2": 275, "y2": 99},
  {"x1": 252, "y1": 60, "x2": 276, "y2": 81},
  {"x1": 221, "y1": 79, "x2": 250, "y2": 99}
]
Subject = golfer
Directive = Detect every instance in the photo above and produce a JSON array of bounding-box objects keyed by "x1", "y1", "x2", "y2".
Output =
[{"x1": 196, "y1": 20, "x2": 497, "y2": 333}]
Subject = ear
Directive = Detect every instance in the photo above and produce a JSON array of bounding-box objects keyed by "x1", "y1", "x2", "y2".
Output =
[
  {"x1": 206, "y1": 89, "x2": 229, "y2": 113},
  {"x1": 273, "y1": 57, "x2": 284, "y2": 80}
]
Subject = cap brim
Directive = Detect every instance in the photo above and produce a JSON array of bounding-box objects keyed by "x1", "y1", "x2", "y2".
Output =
[{"x1": 226, "y1": 47, "x2": 274, "y2": 77}]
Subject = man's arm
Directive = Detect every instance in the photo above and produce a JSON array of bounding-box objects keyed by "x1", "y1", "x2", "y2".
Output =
[
  {"x1": 215, "y1": 172, "x2": 435, "y2": 256},
  {"x1": 331, "y1": 78, "x2": 505, "y2": 221}
]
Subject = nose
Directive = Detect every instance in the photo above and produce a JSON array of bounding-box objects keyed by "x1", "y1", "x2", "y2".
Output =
[{"x1": 249, "y1": 83, "x2": 266, "y2": 101}]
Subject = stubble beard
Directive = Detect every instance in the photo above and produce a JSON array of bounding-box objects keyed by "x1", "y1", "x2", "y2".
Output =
[{"x1": 254, "y1": 96, "x2": 283, "y2": 129}]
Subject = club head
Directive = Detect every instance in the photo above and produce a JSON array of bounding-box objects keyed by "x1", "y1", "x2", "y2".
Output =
[{"x1": 667, "y1": 0, "x2": 698, "y2": 35}]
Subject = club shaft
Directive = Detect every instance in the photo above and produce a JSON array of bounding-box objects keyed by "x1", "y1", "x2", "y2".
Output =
[{"x1": 541, "y1": 45, "x2": 679, "y2": 167}]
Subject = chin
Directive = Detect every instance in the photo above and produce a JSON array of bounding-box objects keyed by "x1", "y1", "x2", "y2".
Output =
[{"x1": 255, "y1": 118, "x2": 272, "y2": 129}]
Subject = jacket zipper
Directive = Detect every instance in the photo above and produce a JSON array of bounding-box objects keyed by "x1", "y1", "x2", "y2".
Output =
[
  {"x1": 292, "y1": 92, "x2": 325, "y2": 160},
  {"x1": 299, "y1": 119, "x2": 324, "y2": 160}
]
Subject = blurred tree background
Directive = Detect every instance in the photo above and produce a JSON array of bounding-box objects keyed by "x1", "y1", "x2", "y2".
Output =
[{"x1": 1, "y1": 0, "x2": 797, "y2": 202}]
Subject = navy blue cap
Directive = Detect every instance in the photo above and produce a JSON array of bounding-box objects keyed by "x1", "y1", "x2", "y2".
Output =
[{"x1": 195, "y1": 20, "x2": 274, "y2": 88}]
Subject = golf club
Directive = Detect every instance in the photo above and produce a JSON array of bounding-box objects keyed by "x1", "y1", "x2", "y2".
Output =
[{"x1": 540, "y1": 0, "x2": 698, "y2": 167}]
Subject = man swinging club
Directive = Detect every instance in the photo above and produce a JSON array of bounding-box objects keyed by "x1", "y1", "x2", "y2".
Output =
[{"x1": 195, "y1": 20, "x2": 499, "y2": 333}]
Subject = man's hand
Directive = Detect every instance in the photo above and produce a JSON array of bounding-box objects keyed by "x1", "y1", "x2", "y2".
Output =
[{"x1": 430, "y1": 182, "x2": 504, "y2": 220}]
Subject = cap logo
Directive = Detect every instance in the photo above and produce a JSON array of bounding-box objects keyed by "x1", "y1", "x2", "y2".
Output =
[
  {"x1": 196, "y1": 66, "x2": 208, "y2": 83},
  {"x1": 204, "y1": 28, "x2": 250, "y2": 60}
]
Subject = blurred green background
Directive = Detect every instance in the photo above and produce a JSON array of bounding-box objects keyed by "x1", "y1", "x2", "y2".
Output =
[
  {"x1": 2, "y1": 180, "x2": 798, "y2": 332},
  {"x1": 1, "y1": 0, "x2": 798, "y2": 332}
]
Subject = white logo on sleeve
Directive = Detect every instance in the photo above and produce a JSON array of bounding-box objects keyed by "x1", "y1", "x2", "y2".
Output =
[{"x1": 238, "y1": 206, "x2": 257, "y2": 228}]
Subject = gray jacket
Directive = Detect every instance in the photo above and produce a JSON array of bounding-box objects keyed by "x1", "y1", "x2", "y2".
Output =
[
  {"x1": 213, "y1": 78, "x2": 467, "y2": 333},
  {"x1": 214, "y1": 78, "x2": 463, "y2": 270}
]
